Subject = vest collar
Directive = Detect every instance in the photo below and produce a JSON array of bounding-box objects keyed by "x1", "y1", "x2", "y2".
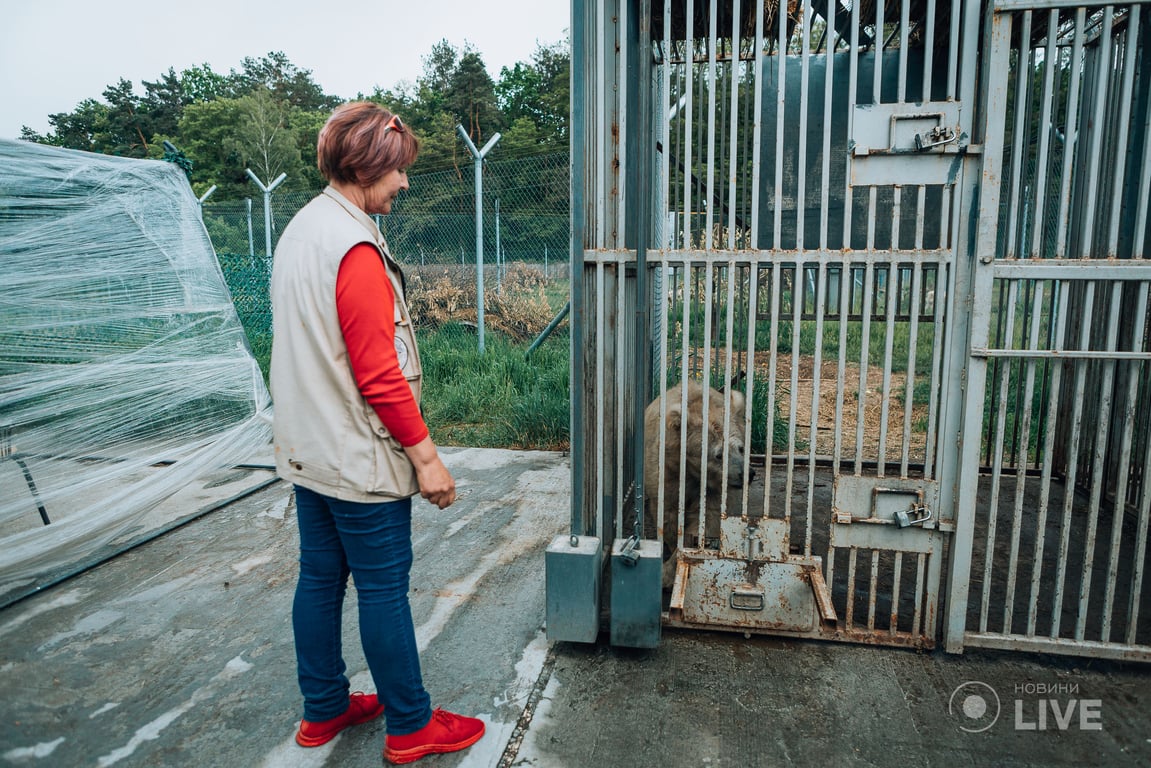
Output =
[{"x1": 321, "y1": 186, "x2": 387, "y2": 250}]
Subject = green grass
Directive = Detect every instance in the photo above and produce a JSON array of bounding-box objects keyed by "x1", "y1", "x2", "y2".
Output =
[{"x1": 419, "y1": 322, "x2": 570, "y2": 450}]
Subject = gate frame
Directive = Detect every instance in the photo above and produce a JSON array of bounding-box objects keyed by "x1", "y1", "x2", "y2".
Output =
[{"x1": 945, "y1": 0, "x2": 1151, "y2": 661}]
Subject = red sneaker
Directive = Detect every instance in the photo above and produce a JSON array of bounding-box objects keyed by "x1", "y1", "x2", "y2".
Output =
[
  {"x1": 383, "y1": 708, "x2": 486, "y2": 764},
  {"x1": 295, "y1": 692, "x2": 385, "y2": 747}
]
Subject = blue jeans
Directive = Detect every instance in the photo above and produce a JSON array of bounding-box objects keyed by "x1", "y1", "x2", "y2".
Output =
[{"x1": 292, "y1": 484, "x2": 432, "y2": 734}]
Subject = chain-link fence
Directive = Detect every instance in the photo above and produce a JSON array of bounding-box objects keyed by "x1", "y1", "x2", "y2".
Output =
[
  {"x1": 204, "y1": 151, "x2": 571, "y2": 373},
  {"x1": 204, "y1": 151, "x2": 572, "y2": 450}
]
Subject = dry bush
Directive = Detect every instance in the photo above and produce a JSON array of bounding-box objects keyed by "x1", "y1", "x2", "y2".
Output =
[
  {"x1": 404, "y1": 262, "x2": 560, "y2": 341},
  {"x1": 486, "y1": 285, "x2": 556, "y2": 341}
]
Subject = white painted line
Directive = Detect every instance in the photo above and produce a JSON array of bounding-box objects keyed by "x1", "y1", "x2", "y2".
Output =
[{"x1": 97, "y1": 655, "x2": 253, "y2": 767}]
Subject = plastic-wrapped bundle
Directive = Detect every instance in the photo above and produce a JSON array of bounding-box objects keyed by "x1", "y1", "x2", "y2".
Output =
[{"x1": 0, "y1": 139, "x2": 273, "y2": 601}]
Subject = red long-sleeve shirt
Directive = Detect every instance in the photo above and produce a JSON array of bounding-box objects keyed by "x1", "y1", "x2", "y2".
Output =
[{"x1": 335, "y1": 243, "x2": 429, "y2": 447}]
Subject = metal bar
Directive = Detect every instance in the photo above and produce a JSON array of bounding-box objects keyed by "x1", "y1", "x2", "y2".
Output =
[
  {"x1": 989, "y1": 261, "x2": 1151, "y2": 280},
  {"x1": 1054, "y1": 11, "x2": 1087, "y2": 259},
  {"x1": 774, "y1": 0, "x2": 786, "y2": 249},
  {"x1": 820, "y1": 0, "x2": 836, "y2": 248},
  {"x1": 570, "y1": 0, "x2": 589, "y2": 539},
  {"x1": 617, "y1": 0, "x2": 629, "y2": 249},
  {"x1": 867, "y1": 550, "x2": 880, "y2": 631},
  {"x1": 596, "y1": 261, "x2": 607, "y2": 541},
  {"x1": 697, "y1": 264, "x2": 716, "y2": 539},
  {"x1": 721, "y1": 261, "x2": 738, "y2": 519},
  {"x1": 741, "y1": 263, "x2": 762, "y2": 519},
  {"x1": 948, "y1": 0, "x2": 961, "y2": 99},
  {"x1": 923, "y1": 0, "x2": 937, "y2": 98},
  {"x1": 877, "y1": 264, "x2": 898, "y2": 476},
  {"x1": 913, "y1": 551, "x2": 926, "y2": 637},
  {"x1": 1128, "y1": 329, "x2": 1151, "y2": 644},
  {"x1": 661, "y1": 0, "x2": 672, "y2": 249},
  {"x1": 1051, "y1": 283, "x2": 1095, "y2": 638},
  {"x1": 843, "y1": 0, "x2": 860, "y2": 248},
  {"x1": 1004, "y1": 11, "x2": 1034, "y2": 261},
  {"x1": 655, "y1": 265, "x2": 672, "y2": 542},
  {"x1": 762, "y1": 262, "x2": 782, "y2": 520},
  {"x1": 981, "y1": 280, "x2": 1020, "y2": 632},
  {"x1": 728, "y1": 0, "x2": 742, "y2": 246},
  {"x1": 705, "y1": 0, "x2": 718, "y2": 248},
  {"x1": 1030, "y1": 9, "x2": 1060, "y2": 258},
  {"x1": 1075, "y1": 282, "x2": 1122, "y2": 641},
  {"x1": 750, "y1": 0, "x2": 766, "y2": 246},
  {"x1": 1102, "y1": 285, "x2": 1148, "y2": 639},
  {"x1": 875, "y1": 0, "x2": 885, "y2": 102},
  {"x1": 635, "y1": 248, "x2": 955, "y2": 265},
  {"x1": 683, "y1": 0, "x2": 695, "y2": 247},
  {"x1": 796, "y1": 0, "x2": 812, "y2": 250},
  {"x1": 616, "y1": 263, "x2": 627, "y2": 539},
  {"x1": 596, "y1": 0, "x2": 607, "y2": 248},
  {"x1": 994, "y1": 0, "x2": 1151, "y2": 10},
  {"x1": 1077, "y1": 6, "x2": 1114, "y2": 260},
  {"x1": 854, "y1": 262, "x2": 875, "y2": 474},
  {"x1": 964, "y1": 633, "x2": 1151, "y2": 662},
  {"x1": 890, "y1": 551, "x2": 904, "y2": 634},
  {"x1": 846, "y1": 547, "x2": 859, "y2": 627},
  {"x1": 925, "y1": 202, "x2": 952, "y2": 476},
  {"x1": 898, "y1": 0, "x2": 910, "y2": 102},
  {"x1": 1107, "y1": 5, "x2": 1141, "y2": 255},
  {"x1": 1003, "y1": 281, "x2": 1047, "y2": 634},
  {"x1": 901, "y1": 264, "x2": 923, "y2": 477},
  {"x1": 678, "y1": 261, "x2": 691, "y2": 550},
  {"x1": 806, "y1": 262, "x2": 827, "y2": 555},
  {"x1": 834, "y1": 258, "x2": 850, "y2": 474},
  {"x1": 1028, "y1": 280, "x2": 1068, "y2": 635},
  {"x1": 785, "y1": 264, "x2": 801, "y2": 527},
  {"x1": 944, "y1": 6, "x2": 1013, "y2": 653},
  {"x1": 971, "y1": 349, "x2": 1151, "y2": 360},
  {"x1": 1136, "y1": 38, "x2": 1151, "y2": 260}
]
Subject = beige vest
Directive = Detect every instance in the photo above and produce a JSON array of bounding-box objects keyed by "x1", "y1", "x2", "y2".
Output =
[{"x1": 269, "y1": 187, "x2": 423, "y2": 502}]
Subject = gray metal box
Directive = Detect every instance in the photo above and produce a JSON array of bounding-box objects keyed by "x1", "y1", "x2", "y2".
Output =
[
  {"x1": 545, "y1": 535, "x2": 603, "y2": 643},
  {"x1": 609, "y1": 538, "x2": 663, "y2": 648}
]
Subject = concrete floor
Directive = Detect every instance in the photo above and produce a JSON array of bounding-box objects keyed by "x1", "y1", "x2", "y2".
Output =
[{"x1": 1, "y1": 448, "x2": 1148, "y2": 767}]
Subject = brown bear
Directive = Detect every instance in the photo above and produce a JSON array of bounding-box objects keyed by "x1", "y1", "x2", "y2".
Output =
[{"x1": 642, "y1": 380, "x2": 751, "y2": 587}]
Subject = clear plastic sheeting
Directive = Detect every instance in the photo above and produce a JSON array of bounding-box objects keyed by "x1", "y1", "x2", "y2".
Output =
[{"x1": 0, "y1": 138, "x2": 273, "y2": 601}]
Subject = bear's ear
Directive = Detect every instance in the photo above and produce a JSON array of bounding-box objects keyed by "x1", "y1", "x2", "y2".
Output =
[
  {"x1": 666, "y1": 402, "x2": 682, "y2": 430},
  {"x1": 729, "y1": 389, "x2": 747, "y2": 411},
  {"x1": 718, "y1": 371, "x2": 747, "y2": 393}
]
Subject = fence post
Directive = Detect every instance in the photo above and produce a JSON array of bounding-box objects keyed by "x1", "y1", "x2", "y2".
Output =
[
  {"x1": 246, "y1": 199, "x2": 255, "y2": 259},
  {"x1": 456, "y1": 125, "x2": 501, "y2": 355},
  {"x1": 197, "y1": 185, "x2": 217, "y2": 221},
  {"x1": 245, "y1": 169, "x2": 287, "y2": 263},
  {"x1": 495, "y1": 197, "x2": 501, "y2": 294}
]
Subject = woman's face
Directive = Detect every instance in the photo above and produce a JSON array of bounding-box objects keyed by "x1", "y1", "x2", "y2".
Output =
[{"x1": 362, "y1": 167, "x2": 409, "y2": 215}]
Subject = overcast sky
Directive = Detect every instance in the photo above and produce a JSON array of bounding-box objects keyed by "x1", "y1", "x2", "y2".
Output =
[{"x1": 0, "y1": 1, "x2": 571, "y2": 139}]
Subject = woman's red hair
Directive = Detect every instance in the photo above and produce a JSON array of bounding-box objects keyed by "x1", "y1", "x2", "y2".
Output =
[{"x1": 316, "y1": 102, "x2": 419, "y2": 186}]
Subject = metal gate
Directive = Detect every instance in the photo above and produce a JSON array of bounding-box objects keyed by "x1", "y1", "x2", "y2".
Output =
[
  {"x1": 563, "y1": 0, "x2": 1151, "y2": 659},
  {"x1": 947, "y1": 0, "x2": 1151, "y2": 661}
]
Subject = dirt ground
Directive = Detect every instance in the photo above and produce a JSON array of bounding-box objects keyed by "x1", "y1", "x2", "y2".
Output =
[{"x1": 761, "y1": 352, "x2": 930, "y2": 463}]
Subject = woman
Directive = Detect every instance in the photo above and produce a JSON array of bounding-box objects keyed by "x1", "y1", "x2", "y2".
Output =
[{"x1": 269, "y1": 101, "x2": 484, "y2": 764}]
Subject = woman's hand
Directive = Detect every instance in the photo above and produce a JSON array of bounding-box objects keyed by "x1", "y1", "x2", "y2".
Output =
[{"x1": 403, "y1": 436, "x2": 456, "y2": 509}]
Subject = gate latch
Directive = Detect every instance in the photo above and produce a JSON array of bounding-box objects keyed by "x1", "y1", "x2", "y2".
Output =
[
  {"x1": 915, "y1": 125, "x2": 957, "y2": 151},
  {"x1": 894, "y1": 504, "x2": 934, "y2": 529}
]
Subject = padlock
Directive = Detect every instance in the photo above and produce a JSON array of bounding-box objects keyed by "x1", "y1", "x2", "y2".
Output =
[{"x1": 895, "y1": 504, "x2": 933, "y2": 528}]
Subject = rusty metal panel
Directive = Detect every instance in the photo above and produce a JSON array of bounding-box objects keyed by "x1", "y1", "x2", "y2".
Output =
[{"x1": 670, "y1": 552, "x2": 822, "y2": 633}]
